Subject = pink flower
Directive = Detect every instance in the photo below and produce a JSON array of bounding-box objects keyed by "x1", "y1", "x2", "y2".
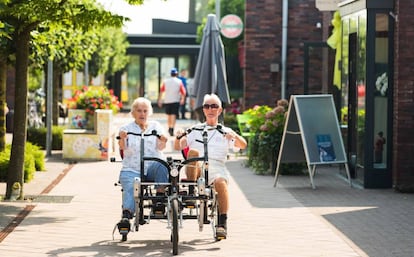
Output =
[
  {"x1": 265, "y1": 112, "x2": 273, "y2": 119},
  {"x1": 260, "y1": 124, "x2": 268, "y2": 131},
  {"x1": 274, "y1": 106, "x2": 285, "y2": 114},
  {"x1": 277, "y1": 99, "x2": 289, "y2": 108}
]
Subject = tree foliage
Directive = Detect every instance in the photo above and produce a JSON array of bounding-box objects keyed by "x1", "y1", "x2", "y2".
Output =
[
  {"x1": 88, "y1": 26, "x2": 130, "y2": 79},
  {"x1": 0, "y1": 0, "x2": 127, "y2": 200}
]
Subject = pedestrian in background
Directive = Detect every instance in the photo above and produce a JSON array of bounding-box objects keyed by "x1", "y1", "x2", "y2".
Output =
[
  {"x1": 178, "y1": 68, "x2": 188, "y2": 119},
  {"x1": 157, "y1": 67, "x2": 186, "y2": 136}
]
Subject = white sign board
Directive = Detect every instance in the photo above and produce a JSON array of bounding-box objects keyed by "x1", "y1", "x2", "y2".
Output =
[
  {"x1": 273, "y1": 95, "x2": 351, "y2": 189},
  {"x1": 315, "y1": 0, "x2": 341, "y2": 11}
]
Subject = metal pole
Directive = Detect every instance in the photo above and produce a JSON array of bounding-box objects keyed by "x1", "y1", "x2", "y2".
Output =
[
  {"x1": 46, "y1": 60, "x2": 53, "y2": 157},
  {"x1": 216, "y1": 0, "x2": 220, "y2": 20},
  {"x1": 281, "y1": 0, "x2": 288, "y2": 99}
]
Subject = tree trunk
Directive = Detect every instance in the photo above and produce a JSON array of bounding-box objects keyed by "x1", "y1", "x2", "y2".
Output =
[
  {"x1": 0, "y1": 58, "x2": 7, "y2": 151},
  {"x1": 5, "y1": 29, "x2": 30, "y2": 200}
]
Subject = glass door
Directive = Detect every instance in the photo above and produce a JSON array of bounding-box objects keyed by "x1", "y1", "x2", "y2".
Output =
[
  {"x1": 144, "y1": 57, "x2": 159, "y2": 102},
  {"x1": 372, "y1": 13, "x2": 389, "y2": 170}
]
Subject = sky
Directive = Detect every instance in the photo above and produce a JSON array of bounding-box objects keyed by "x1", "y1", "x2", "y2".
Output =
[{"x1": 97, "y1": 0, "x2": 189, "y2": 34}]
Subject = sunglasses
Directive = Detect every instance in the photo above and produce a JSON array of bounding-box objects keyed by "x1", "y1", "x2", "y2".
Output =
[{"x1": 203, "y1": 103, "x2": 220, "y2": 109}]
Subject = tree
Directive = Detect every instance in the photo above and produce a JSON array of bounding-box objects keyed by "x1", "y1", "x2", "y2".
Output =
[
  {"x1": 31, "y1": 25, "x2": 101, "y2": 125},
  {"x1": 0, "y1": 19, "x2": 14, "y2": 152},
  {"x1": 88, "y1": 26, "x2": 130, "y2": 82},
  {"x1": 0, "y1": 0, "x2": 125, "y2": 200}
]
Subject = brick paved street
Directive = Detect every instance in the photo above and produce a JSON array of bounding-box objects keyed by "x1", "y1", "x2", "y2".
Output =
[{"x1": 1, "y1": 113, "x2": 413, "y2": 256}]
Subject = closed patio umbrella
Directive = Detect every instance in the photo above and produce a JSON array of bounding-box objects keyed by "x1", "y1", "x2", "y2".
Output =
[{"x1": 191, "y1": 13, "x2": 230, "y2": 121}]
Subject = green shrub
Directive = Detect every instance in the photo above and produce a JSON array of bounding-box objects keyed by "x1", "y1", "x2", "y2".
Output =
[
  {"x1": 26, "y1": 143, "x2": 45, "y2": 171},
  {"x1": 27, "y1": 125, "x2": 64, "y2": 150},
  {"x1": 0, "y1": 142, "x2": 46, "y2": 183},
  {"x1": 223, "y1": 113, "x2": 239, "y2": 133},
  {"x1": 244, "y1": 100, "x2": 292, "y2": 175},
  {"x1": 243, "y1": 100, "x2": 308, "y2": 175},
  {"x1": 0, "y1": 146, "x2": 11, "y2": 182}
]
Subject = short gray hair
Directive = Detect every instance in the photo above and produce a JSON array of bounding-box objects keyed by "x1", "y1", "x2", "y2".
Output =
[
  {"x1": 203, "y1": 93, "x2": 222, "y2": 108},
  {"x1": 131, "y1": 97, "x2": 153, "y2": 116}
]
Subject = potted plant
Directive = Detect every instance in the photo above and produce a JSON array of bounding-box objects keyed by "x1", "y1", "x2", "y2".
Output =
[
  {"x1": 244, "y1": 99, "x2": 289, "y2": 175},
  {"x1": 66, "y1": 86, "x2": 122, "y2": 129}
]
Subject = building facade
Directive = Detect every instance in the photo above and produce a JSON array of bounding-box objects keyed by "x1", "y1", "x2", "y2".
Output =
[{"x1": 244, "y1": 0, "x2": 414, "y2": 191}]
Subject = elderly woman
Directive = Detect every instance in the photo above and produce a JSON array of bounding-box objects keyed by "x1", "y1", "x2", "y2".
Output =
[
  {"x1": 175, "y1": 93, "x2": 247, "y2": 239},
  {"x1": 117, "y1": 97, "x2": 169, "y2": 233}
]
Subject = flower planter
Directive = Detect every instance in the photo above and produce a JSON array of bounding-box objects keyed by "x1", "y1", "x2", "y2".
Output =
[{"x1": 63, "y1": 109, "x2": 113, "y2": 161}]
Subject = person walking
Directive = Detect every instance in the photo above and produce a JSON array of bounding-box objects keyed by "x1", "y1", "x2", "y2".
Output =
[
  {"x1": 178, "y1": 69, "x2": 188, "y2": 119},
  {"x1": 158, "y1": 67, "x2": 186, "y2": 136},
  {"x1": 174, "y1": 93, "x2": 247, "y2": 239}
]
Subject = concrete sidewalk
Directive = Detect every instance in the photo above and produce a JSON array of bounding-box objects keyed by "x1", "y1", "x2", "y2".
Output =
[{"x1": 1, "y1": 113, "x2": 413, "y2": 256}]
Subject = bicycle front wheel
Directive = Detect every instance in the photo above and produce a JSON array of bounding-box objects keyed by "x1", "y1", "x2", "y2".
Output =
[{"x1": 171, "y1": 198, "x2": 179, "y2": 255}]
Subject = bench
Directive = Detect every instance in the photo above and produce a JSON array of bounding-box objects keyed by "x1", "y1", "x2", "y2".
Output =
[
  {"x1": 236, "y1": 114, "x2": 253, "y2": 156},
  {"x1": 236, "y1": 114, "x2": 253, "y2": 139}
]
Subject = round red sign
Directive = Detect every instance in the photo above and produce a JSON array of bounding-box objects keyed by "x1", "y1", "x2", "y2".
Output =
[{"x1": 220, "y1": 14, "x2": 243, "y2": 39}]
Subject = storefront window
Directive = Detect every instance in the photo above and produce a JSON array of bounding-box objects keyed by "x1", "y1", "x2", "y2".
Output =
[
  {"x1": 145, "y1": 57, "x2": 160, "y2": 102},
  {"x1": 373, "y1": 13, "x2": 389, "y2": 169},
  {"x1": 125, "y1": 55, "x2": 141, "y2": 108},
  {"x1": 356, "y1": 13, "x2": 366, "y2": 181},
  {"x1": 341, "y1": 19, "x2": 349, "y2": 123}
]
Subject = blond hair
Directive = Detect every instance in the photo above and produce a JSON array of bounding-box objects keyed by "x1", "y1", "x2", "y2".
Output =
[{"x1": 131, "y1": 97, "x2": 153, "y2": 116}]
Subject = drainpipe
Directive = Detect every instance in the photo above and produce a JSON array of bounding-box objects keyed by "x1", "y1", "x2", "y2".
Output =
[{"x1": 281, "y1": 0, "x2": 288, "y2": 99}]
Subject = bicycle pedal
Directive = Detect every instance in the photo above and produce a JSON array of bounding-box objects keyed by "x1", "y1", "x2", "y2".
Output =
[
  {"x1": 119, "y1": 227, "x2": 129, "y2": 235},
  {"x1": 216, "y1": 235, "x2": 226, "y2": 240},
  {"x1": 184, "y1": 200, "x2": 196, "y2": 208},
  {"x1": 117, "y1": 219, "x2": 130, "y2": 235},
  {"x1": 215, "y1": 226, "x2": 227, "y2": 240},
  {"x1": 154, "y1": 210, "x2": 164, "y2": 215}
]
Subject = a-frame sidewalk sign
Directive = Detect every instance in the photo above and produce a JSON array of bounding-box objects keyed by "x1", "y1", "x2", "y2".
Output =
[{"x1": 273, "y1": 94, "x2": 352, "y2": 189}]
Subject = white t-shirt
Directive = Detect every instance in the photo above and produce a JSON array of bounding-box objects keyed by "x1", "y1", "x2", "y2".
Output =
[
  {"x1": 160, "y1": 77, "x2": 184, "y2": 103},
  {"x1": 186, "y1": 124, "x2": 235, "y2": 162},
  {"x1": 119, "y1": 120, "x2": 165, "y2": 175}
]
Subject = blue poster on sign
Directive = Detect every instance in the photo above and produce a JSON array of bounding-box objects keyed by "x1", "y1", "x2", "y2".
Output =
[{"x1": 316, "y1": 134, "x2": 336, "y2": 162}]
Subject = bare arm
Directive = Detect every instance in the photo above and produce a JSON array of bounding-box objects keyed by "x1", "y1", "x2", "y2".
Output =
[{"x1": 225, "y1": 129, "x2": 247, "y2": 149}]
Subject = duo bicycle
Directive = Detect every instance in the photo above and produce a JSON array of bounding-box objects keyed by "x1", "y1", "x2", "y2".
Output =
[{"x1": 111, "y1": 124, "x2": 227, "y2": 255}]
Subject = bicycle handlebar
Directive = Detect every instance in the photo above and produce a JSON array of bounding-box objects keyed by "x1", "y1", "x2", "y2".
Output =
[
  {"x1": 176, "y1": 124, "x2": 226, "y2": 140},
  {"x1": 116, "y1": 130, "x2": 161, "y2": 140}
]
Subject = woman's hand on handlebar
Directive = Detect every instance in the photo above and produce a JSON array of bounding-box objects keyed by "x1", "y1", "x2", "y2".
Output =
[
  {"x1": 118, "y1": 130, "x2": 128, "y2": 150},
  {"x1": 174, "y1": 129, "x2": 187, "y2": 150},
  {"x1": 119, "y1": 130, "x2": 128, "y2": 140}
]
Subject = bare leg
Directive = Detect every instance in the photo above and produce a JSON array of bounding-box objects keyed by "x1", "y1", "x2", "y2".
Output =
[
  {"x1": 214, "y1": 178, "x2": 228, "y2": 214},
  {"x1": 186, "y1": 149, "x2": 201, "y2": 181},
  {"x1": 214, "y1": 177, "x2": 228, "y2": 238}
]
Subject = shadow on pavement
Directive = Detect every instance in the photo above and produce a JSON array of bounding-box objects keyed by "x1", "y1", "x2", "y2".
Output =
[
  {"x1": 47, "y1": 238, "x2": 220, "y2": 257},
  {"x1": 226, "y1": 158, "x2": 304, "y2": 209}
]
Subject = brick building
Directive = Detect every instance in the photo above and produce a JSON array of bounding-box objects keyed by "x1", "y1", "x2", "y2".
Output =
[{"x1": 244, "y1": 0, "x2": 414, "y2": 191}]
